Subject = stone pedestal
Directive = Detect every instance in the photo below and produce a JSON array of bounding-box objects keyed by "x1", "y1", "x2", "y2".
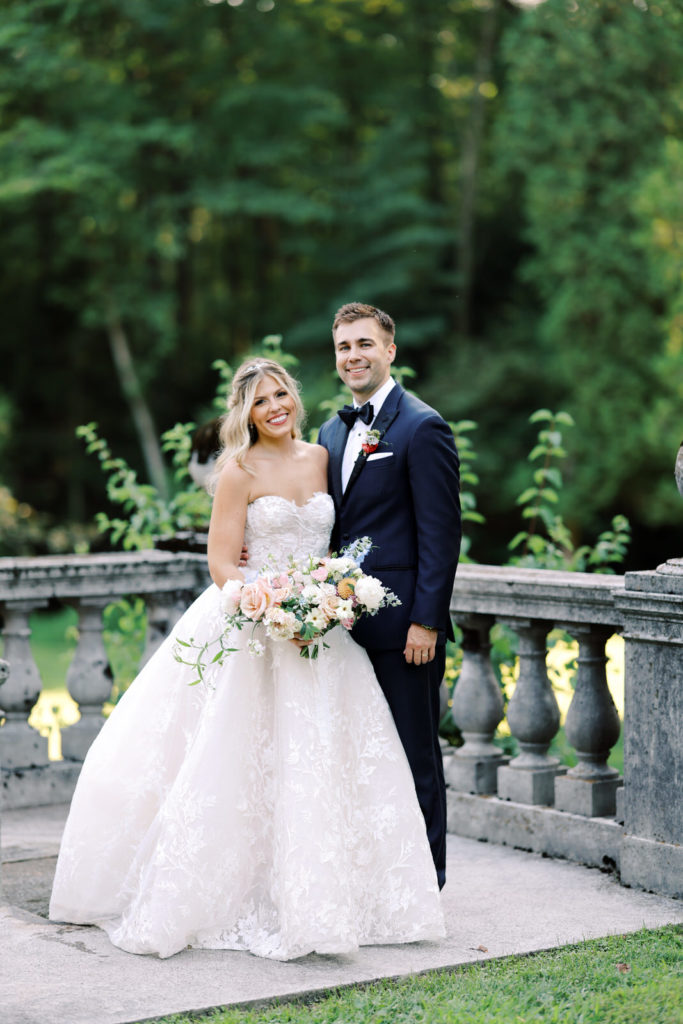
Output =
[
  {"x1": 554, "y1": 774, "x2": 621, "y2": 817},
  {"x1": 615, "y1": 560, "x2": 683, "y2": 897},
  {"x1": 498, "y1": 762, "x2": 567, "y2": 806},
  {"x1": 446, "y1": 755, "x2": 510, "y2": 795}
]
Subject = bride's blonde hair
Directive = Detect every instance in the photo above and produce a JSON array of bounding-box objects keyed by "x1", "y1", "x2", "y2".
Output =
[{"x1": 212, "y1": 359, "x2": 305, "y2": 481}]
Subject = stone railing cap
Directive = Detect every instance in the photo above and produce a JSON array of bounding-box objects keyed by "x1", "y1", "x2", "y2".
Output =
[{"x1": 451, "y1": 564, "x2": 624, "y2": 627}]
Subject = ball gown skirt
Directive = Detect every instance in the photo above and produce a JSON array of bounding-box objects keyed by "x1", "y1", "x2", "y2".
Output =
[{"x1": 49, "y1": 493, "x2": 445, "y2": 960}]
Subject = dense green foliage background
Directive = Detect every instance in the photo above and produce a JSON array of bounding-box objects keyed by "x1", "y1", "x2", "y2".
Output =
[{"x1": 1, "y1": 0, "x2": 682, "y2": 566}]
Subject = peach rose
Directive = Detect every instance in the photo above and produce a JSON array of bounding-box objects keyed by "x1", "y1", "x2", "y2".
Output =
[
  {"x1": 240, "y1": 578, "x2": 277, "y2": 620},
  {"x1": 318, "y1": 591, "x2": 341, "y2": 622}
]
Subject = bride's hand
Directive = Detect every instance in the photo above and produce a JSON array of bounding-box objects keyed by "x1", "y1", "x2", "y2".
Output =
[{"x1": 290, "y1": 635, "x2": 314, "y2": 649}]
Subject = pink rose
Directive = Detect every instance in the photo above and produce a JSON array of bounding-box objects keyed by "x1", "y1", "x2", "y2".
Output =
[
  {"x1": 310, "y1": 566, "x2": 329, "y2": 582},
  {"x1": 240, "y1": 578, "x2": 277, "y2": 621}
]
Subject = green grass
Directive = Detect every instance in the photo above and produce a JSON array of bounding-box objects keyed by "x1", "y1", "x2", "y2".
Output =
[{"x1": 148, "y1": 926, "x2": 682, "y2": 1024}]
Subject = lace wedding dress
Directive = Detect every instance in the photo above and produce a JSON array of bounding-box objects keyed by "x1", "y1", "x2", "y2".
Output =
[{"x1": 50, "y1": 492, "x2": 445, "y2": 960}]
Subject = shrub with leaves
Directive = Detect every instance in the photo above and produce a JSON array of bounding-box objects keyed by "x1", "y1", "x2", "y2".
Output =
[
  {"x1": 508, "y1": 410, "x2": 631, "y2": 573},
  {"x1": 77, "y1": 335, "x2": 303, "y2": 551}
]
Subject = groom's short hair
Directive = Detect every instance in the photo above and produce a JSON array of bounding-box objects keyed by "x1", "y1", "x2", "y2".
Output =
[{"x1": 332, "y1": 302, "x2": 395, "y2": 342}]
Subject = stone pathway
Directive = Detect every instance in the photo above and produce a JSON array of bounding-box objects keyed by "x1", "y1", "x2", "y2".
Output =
[{"x1": 2, "y1": 804, "x2": 681, "y2": 1024}]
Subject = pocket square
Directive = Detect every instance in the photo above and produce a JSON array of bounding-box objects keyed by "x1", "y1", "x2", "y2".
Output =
[{"x1": 366, "y1": 452, "x2": 393, "y2": 461}]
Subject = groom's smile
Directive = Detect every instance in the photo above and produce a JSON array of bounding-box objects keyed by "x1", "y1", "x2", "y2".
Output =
[{"x1": 333, "y1": 317, "x2": 396, "y2": 401}]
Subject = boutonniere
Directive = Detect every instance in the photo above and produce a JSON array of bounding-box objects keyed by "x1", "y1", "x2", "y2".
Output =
[{"x1": 361, "y1": 428, "x2": 382, "y2": 454}]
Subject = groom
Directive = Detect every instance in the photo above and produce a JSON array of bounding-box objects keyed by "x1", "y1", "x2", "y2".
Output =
[{"x1": 318, "y1": 302, "x2": 461, "y2": 889}]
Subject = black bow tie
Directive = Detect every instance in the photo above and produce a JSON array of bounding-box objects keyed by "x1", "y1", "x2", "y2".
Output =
[{"x1": 337, "y1": 402, "x2": 374, "y2": 429}]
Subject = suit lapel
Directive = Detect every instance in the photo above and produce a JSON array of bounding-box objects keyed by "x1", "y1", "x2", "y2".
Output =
[
  {"x1": 342, "y1": 383, "x2": 403, "y2": 504},
  {"x1": 326, "y1": 416, "x2": 349, "y2": 510}
]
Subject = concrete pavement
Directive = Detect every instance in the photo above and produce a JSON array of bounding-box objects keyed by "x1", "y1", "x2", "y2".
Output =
[{"x1": 2, "y1": 803, "x2": 681, "y2": 1024}]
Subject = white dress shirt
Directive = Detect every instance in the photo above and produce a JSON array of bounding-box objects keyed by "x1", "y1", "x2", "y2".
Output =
[{"x1": 341, "y1": 377, "x2": 396, "y2": 491}]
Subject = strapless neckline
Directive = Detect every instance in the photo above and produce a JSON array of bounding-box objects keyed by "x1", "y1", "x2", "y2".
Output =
[{"x1": 248, "y1": 491, "x2": 330, "y2": 511}]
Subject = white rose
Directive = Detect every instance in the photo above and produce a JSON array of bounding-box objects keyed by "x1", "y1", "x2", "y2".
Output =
[
  {"x1": 353, "y1": 575, "x2": 385, "y2": 613},
  {"x1": 220, "y1": 578, "x2": 243, "y2": 616}
]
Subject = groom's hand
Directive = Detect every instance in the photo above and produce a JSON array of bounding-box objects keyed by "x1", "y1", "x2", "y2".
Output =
[{"x1": 404, "y1": 623, "x2": 437, "y2": 665}]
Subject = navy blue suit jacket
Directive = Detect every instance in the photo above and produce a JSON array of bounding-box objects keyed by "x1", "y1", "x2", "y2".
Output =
[{"x1": 318, "y1": 383, "x2": 461, "y2": 651}]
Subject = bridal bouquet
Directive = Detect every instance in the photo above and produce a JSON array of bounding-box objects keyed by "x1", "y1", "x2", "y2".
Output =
[{"x1": 174, "y1": 537, "x2": 401, "y2": 683}]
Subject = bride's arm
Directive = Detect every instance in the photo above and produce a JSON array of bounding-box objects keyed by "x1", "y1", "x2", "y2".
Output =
[{"x1": 207, "y1": 461, "x2": 251, "y2": 588}]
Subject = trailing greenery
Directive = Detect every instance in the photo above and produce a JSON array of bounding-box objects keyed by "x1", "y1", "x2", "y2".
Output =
[{"x1": 144, "y1": 925, "x2": 683, "y2": 1024}]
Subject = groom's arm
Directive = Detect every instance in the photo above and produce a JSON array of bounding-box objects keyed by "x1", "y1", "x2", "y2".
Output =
[{"x1": 405, "y1": 414, "x2": 461, "y2": 655}]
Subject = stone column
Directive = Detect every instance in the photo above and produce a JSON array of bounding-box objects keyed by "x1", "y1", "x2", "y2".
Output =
[
  {"x1": 615, "y1": 561, "x2": 683, "y2": 898},
  {"x1": 497, "y1": 619, "x2": 564, "y2": 805},
  {"x1": 61, "y1": 598, "x2": 113, "y2": 761},
  {"x1": 554, "y1": 625, "x2": 622, "y2": 817},
  {"x1": 0, "y1": 601, "x2": 49, "y2": 768},
  {"x1": 446, "y1": 614, "x2": 508, "y2": 794}
]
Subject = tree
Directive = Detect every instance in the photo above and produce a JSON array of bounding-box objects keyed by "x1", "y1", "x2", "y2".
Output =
[{"x1": 491, "y1": 0, "x2": 683, "y2": 540}]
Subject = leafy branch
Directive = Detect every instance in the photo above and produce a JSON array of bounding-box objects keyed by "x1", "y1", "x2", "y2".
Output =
[{"x1": 508, "y1": 410, "x2": 630, "y2": 573}]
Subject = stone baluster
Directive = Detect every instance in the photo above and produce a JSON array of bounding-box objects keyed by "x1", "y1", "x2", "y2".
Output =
[
  {"x1": 0, "y1": 601, "x2": 50, "y2": 768},
  {"x1": 446, "y1": 614, "x2": 508, "y2": 794},
  {"x1": 497, "y1": 618, "x2": 564, "y2": 805},
  {"x1": 141, "y1": 590, "x2": 192, "y2": 666},
  {"x1": 554, "y1": 625, "x2": 621, "y2": 817},
  {"x1": 61, "y1": 598, "x2": 113, "y2": 761}
]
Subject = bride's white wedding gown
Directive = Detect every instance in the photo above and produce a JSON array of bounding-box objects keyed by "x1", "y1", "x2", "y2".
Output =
[{"x1": 50, "y1": 492, "x2": 445, "y2": 960}]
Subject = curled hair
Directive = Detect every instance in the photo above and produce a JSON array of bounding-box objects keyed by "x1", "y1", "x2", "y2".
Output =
[
  {"x1": 332, "y1": 302, "x2": 395, "y2": 340},
  {"x1": 212, "y1": 358, "x2": 305, "y2": 483}
]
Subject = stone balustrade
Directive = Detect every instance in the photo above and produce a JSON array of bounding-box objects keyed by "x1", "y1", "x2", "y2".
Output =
[
  {"x1": 0, "y1": 551, "x2": 209, "y2": 808},
  {"x1": 0, "y1": 552, "x2": 680, "y2": 899},
  {"x1": 446, "y1": 562, "x2": 682, "y2": 900}
]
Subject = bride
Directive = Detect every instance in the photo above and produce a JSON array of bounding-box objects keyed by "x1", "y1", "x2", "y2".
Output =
[{"x1": 49, "y1": 358, "x2": 445, "y2": 960}]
